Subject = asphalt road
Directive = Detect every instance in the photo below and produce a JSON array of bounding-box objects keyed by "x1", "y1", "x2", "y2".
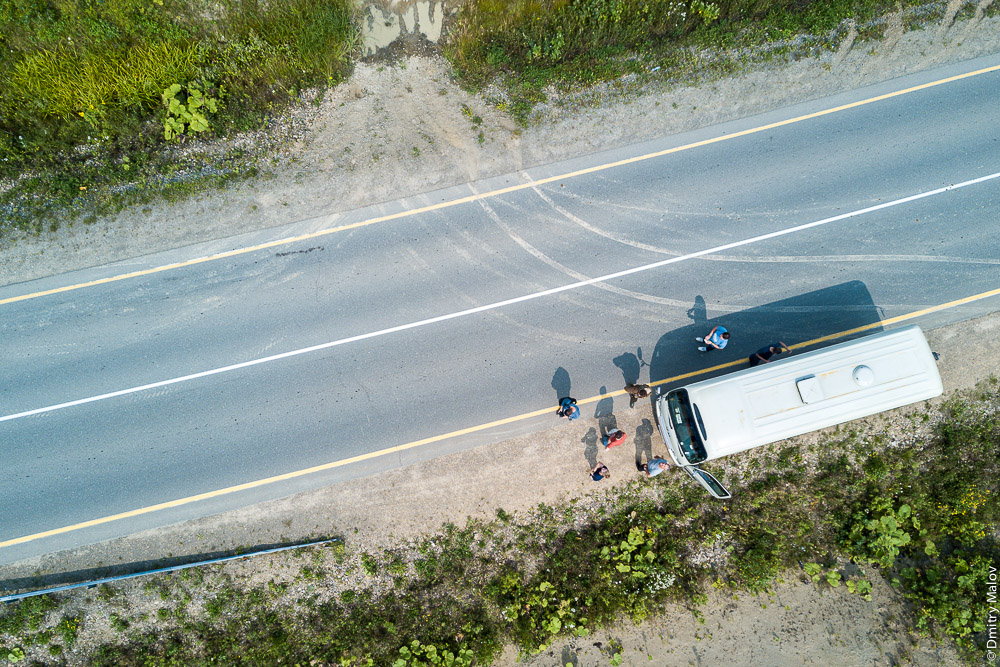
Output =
[{"x1": 1, "y1": 55, "x2": 999, "y2": 565}]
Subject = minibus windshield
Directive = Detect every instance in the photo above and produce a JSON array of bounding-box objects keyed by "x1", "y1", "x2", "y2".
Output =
[{"x1": 666, "y1": 389, "x2": 708, "y2": 464}]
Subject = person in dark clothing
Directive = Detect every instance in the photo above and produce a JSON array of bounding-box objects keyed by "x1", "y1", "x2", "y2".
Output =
[
  {"x1": 749, "y1": 341, "x2": 791, "y2": 367},
  {"x1": 591, "y1": 462, "x2": 610, "y2": 481},
  {"x1": 557, "y1": 396, "x2": 580, "y2": 420}
]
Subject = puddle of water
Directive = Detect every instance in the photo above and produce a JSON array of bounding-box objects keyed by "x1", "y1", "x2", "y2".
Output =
[{"x1": 362, "y1": 1, "x2": 444, "y2": 56}]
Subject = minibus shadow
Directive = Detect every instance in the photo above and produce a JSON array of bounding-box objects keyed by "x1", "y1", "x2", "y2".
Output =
[{"x1": 650, "y1": 281, "x2": 884, "y2": 389}]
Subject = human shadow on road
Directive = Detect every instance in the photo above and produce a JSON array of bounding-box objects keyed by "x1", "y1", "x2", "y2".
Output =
[
  {"x1": 650, "y1": 281, "x2": 884, "y2": 388},
  {"x1": 613, "y1": 351, "x2": 641, "y2": 386},
  {"x1": 552, "y1": 366, "x2": 572, "y2": 412},
  {"x1": 687, "y1": 294, "x2": 707, "y2": 325},
  {"x1": 593, "y1": 386, "x2": 618, "y2": 436},
  {"x1": 633, "y1": 418, "x2": 655, "y2": 472},
  {"x1": 582, "y1": 427, "x2": 599, "y2": 468},
  {"x1": 551, "y1": 367, "x2": 571, "y2": 403}
]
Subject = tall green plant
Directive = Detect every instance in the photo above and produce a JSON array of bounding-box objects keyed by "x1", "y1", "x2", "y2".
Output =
[{"x1": 161, "y1": 82, "x2": 219, "y2": 140}]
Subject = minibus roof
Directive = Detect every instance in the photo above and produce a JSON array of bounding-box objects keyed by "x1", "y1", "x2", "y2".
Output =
[{"x1": 685, "y1": 325, "x2": 942, "y2": 461}]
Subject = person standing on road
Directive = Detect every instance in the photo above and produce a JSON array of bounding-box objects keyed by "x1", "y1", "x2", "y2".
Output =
[
  {"x1": 624, "y1": 383, "x2": 652, "y2": 408},
  {"x1": 557, "y1": 396, "x2": 580, "y2": 420},
  {"x1": 748, "y1": 341, "x2": 791, "y2": 367},
  {"x1": 697, "y1": 326, "x2": 730, "y2": 352},
  {"x1": 591, "y1": 462, "x2": 610, "y2": 481}
]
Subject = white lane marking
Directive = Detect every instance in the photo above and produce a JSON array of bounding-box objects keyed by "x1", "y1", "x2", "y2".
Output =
[
  {"x1": 3, "y1": 172, "x2": 998, "y2": 424},
  {"x1": 699, "y1": 253, "x2": 1000, "y2": 264}
]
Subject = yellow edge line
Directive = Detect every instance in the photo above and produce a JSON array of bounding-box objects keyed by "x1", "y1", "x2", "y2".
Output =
[
  {"x1": 3, "y1": 286, "x2": 999, "y2": 550},
  {"x1": 3, "y1": 63, "x2": 999, "y2": 308}
]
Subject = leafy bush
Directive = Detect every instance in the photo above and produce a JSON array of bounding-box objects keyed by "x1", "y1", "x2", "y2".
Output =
[
  {"x1": 900, "y1": 552, "x2": 992, "y2": 642},
  {"x1": 394, "y1": 640, "x2": 475, "y2": 667},
  {"x1": 162, "y1": 82, "x2": 220, "y2": 141},
  {"x1": 844, "y1": 498, "x2": 919, "y2": 569}
]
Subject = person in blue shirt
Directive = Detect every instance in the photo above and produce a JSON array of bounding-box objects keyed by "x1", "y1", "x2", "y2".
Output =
[
  {"x1": 557, "y1": 396, "x2": 580, "y2": 420},
  {"x1": 697, "y1": 325, "x2": 730, "y2": 352},
  {"x1": 645, "y1": 458, "x2": 670, "y2": 477}
]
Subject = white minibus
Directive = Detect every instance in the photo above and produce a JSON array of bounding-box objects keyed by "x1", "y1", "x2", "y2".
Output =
[{"x1": 653, "y1": 325, "x2": 942, "y2": 499}]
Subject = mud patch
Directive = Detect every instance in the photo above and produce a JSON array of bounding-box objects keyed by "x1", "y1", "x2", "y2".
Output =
[{"x1": 361, "y1": 1, "x2": 455, "y2": 57}]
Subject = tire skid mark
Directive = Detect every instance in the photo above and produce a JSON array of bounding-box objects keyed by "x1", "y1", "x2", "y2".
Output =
[
  {"x1": 401, "y1": 245, "x2": 483, "y2": 310},
  {"x1": 479, "y1": 195, "x2": 698, "y2": 308},
  {"x1": 252, "y1": 337, "x2": 287, "y2": 358},
  {"x1": 475, "y1": 304, "x2": 646, "y2": 347},
  {"x1": 532, "y1": 185, "x2": 1000, "y2": 267},
  {"x1": 415, "y1": 210, "x2": 553, "y2": 310},
  {"x1": 5, "y1": 175, "x2": 997, "y2": 426},
  {"x1": 530, "y1": 185, "x2": 683, "y2": 257},
  {"x1": 474, "y1": 197, "x2": 661, "y2": 321}
]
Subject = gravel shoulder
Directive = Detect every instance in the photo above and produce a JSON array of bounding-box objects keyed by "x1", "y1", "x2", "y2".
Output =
[{"x1": 1, "y1": 9, "x2": 999, "y2": 666}]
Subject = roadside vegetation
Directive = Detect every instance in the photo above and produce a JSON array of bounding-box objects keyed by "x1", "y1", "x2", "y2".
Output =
[
  {"x1": 442, "y1": 0, "x2": 956, "y2": 121},
  {"x1": 4, "y1": 0, "x2": 996, "y2": 238},
  {"x1": 0, "y1": 0, "x2": 358, "y2": 233},
  {"x1": 1, "y1": 378, "x2": 997, "y2": 665}
]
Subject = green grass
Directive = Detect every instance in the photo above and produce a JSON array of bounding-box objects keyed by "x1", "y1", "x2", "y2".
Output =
[
  {"x1": 0, "y1": 0, "x2": 358, "y2": 234},
  {"x1": 0, "y1": 0, "x2": 980, "y2": 234}
]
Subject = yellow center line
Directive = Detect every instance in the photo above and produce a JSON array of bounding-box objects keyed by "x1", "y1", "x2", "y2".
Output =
[
  {"x1": 3, "y1": 286, "x2": 999, "y2": 550},
  {"x1": 3, "y1": 63, "x2": 999, "y2": 308}
]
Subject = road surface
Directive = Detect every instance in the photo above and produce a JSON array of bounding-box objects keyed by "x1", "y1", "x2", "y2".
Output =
[{"x1": 1, "y1": 54, "x2": 998, "y2": 565}]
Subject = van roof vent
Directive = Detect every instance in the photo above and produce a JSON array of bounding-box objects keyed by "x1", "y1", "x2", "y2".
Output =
[
  {"x1": 796, "y1": 375, "x2": 823, "y2": 404},
  {"x1": 853, "y1": 364, "x2": 875, "y2": 387}
]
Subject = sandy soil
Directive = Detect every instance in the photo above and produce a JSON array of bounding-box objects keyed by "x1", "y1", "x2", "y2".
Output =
[{"x1": 2, "y1": 7, "x2": 999, "y2": 666}]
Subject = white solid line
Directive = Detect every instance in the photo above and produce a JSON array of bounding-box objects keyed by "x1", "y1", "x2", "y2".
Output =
[{"x1": 3, "y1": 172, "x2": 998, "y2": 424}]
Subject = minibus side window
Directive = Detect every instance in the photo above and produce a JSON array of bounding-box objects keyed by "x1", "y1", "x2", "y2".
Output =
[{"x1": 666, "y1": 389, "x2": 708, "y2": 464}]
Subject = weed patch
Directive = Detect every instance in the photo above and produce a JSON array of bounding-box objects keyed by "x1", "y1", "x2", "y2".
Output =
[{"x1": 446, "y1": 0, "x2": 942, "y2": 124}]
